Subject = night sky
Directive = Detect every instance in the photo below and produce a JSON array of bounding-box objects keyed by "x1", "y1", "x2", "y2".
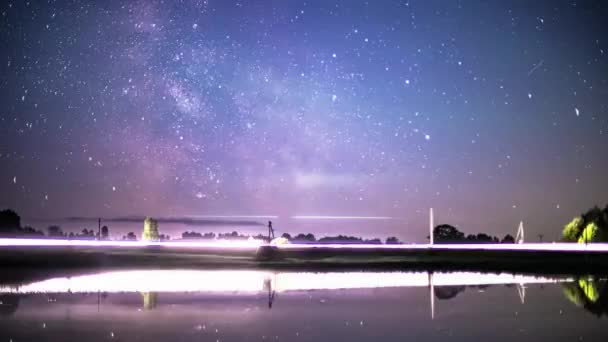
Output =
[{"x1": 1, "y1": 0, "x2": 607, "y2": 241}]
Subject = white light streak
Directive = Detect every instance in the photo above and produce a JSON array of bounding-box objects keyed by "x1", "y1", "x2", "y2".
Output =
[
  {"x1": 291, "y1": 215, "x2": 393, "y2": 220},
  {"x1": 2, "y1": 239, "x2": 608, "y2": 252},
  {"x1": 0, "y1": 270, "x2": 571, "y2": 294}
]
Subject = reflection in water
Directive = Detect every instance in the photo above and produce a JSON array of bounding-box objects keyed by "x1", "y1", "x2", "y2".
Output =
[
  {"x1": 434, "y1": 285, "x2": 466, "y2": 300},
  {"x1": 0, "y1": 270, "x2": 578, "y2": 318},
  {"x1": 142, "y1": 292, "x2": 158, "y2": 310},
  {"x1": 1, "y1": 270, "x2": 607, "y2": 342},
  {"x1": 0, "y1": 270, "x2": 571, "y2": 294},
  {"x1": 563, "y1": 277, "x2": 608, "y2": 317}
]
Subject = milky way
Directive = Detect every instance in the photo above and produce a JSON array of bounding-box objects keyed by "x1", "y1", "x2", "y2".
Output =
[{"x1": 1, "y1": 1, "x2": 607, "y2": 241}]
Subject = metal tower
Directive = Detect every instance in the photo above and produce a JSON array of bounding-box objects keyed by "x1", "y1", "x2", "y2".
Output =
[{"x1": 515, "y1": 221, "x2": 524, "y2": 244}]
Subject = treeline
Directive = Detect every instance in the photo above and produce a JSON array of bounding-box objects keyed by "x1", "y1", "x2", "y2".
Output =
[
  {"x1": 0, "y1": 209, "x2": 111, "y2": 240},
  {"x1": 181, "y1": 230, "x2": 402, "y2": 244},
  {"x1": 181, "y1": 230, "x2": 266, "y2": 241},
  {"x1": 0, "y1": 209, "x2": 45, "y2": 237},
  {"x1": 433, "y1": 224, "x2": 515, "y2": 244}
]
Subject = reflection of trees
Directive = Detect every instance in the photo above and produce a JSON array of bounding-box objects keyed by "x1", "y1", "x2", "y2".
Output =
[
  {"x1": 141, "y1": 292, "x2": 158, "y2": 310},
  {"x1": 563, "y1": 277, "x2": 608, "y2": 317},
  {"x1": 0, "y1": 295, "x2": 20, "y2": 316},
  {"x1": 434, "y1": 286, "x2": 466, "y2": 300}
]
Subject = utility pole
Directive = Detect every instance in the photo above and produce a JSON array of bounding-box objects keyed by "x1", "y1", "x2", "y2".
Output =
[
  {"x1": 429, "y1": 208, "x2": 434, "y2": 245},
  {"x1": 98, "y1": 218, "x2": 101, "y2": 240},
  {"x1": 268, "y1": 221, "x2": 275, "y2": 242}
]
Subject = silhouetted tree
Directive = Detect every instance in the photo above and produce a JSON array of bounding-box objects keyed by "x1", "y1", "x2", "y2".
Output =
[
  {"x1": 101, "y1": 226, "x2": 109, "y2": 240},
  {"x1": 475, "y1": 233, "x2": 494, "y2": 243},
  {"x1": 47, "y1": 225, "x2": 64, "y2": 237},
  {"x1": 318, "y1": 235, "x2": 362, "y2": 243},
  {"x1": 293, "y1": 233, "x2": 316, "y2": 242},
  {"x1": 386, "y1": 236, "x2": 400, "y2": 244},
  {"x1": 365, "y1": 238, "x2": 382, "y2": 244},
  {"x1": 501, "y1": 234, "x2": 515, "y2": 243},
  {"x1": 281, "y1": 233, "x2": 292, "y2": 240},
  {"x1": 0, "y1": 209, "x2": 21, "y2": 235},
  {"x1": 434, "y1": 224, "x2": 465, "y2": 243},
  {"x1": 20, "y1": 226, "x2": 44, "y2": 236},
  {"x1": 124, "y1": 232, "x2": 137, "y2": 241}
]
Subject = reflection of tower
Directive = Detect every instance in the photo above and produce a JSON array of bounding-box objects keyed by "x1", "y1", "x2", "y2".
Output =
[
  {"x1": 516, "y1": 221, "x2": 524, "y2": 244},
  {"x1": 263, "y1": 277, "x2": 275, "y2": 309},
  {"x1": 428, "y1": 272, "x2": 435, "y2": 320},
  {"x1": 516, "y1": 283, "x2": 526, "y2": 304},
  {"x1": 142, "y1": 292, "x2": 158, "y2": 310}
]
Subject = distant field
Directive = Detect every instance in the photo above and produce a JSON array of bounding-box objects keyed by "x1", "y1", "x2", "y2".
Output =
[{"x1": 1, "y1": 240, "x2": 608, "y2": 276}]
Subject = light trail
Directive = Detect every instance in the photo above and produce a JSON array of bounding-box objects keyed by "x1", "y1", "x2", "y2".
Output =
[
  {"x1": 0, "y1": 270, "x2": 572, "y2": 294},
  {"x1": 186, "y1": 215, "x2": 279, "y2": 219},
  {"x1": 291, "y1": 215, "x2": 394, "y2": 220},
  {"x1": 0, "y1": 238, "x2": 263, "y2": 249},
  {"x1": 1, "y1": 238, "x2": 608, "y2": 252}
]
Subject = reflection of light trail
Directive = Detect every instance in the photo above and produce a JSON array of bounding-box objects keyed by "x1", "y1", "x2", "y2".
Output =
[
  {"x1": 2, "y1": 238, "x2": 608, "y2": 252},
  {"x1": 0, "y1": 270, "x2": 571, "y2": 294},
  {"x1": 291, "y1": 215, "x2": 394, "y2": 220}
]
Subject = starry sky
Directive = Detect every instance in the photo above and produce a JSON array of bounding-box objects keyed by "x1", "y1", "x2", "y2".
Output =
[{"x1": 1, "y1": 0, "x2": 607, "y2": 241}]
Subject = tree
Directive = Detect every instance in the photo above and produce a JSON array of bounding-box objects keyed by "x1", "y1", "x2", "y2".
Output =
[
  {"x1": 563, "y1": 217, "x2": 584, "y2": 242},
  {"x1": 101, "y1": 226, "x2": 109, "y2": 240},
  {"x1": 0, "y1": 209, "x2": 21, "y2": 234},
  {"x1": 433, "y1": 224, "x2": 465, "y2": 243},
  {"x1": 281, "y1": 233, "x2": 292, "y2": 240},
  {"x1": 579, "y1": 223, "x2": 599, "y2": 244},
  {"x1": 501, "y1": 234, "x2": 515, "y2": 243},
  {"x1": 47, "y1": 225, "x2": 64, "y2": 237},
  {"x1": 562, "y1": 205, "x2": 608, "y2": 243},
  {"x1": 386, "y1": 236, "x2": 400, "y2": 244},
  {"x1": 294, "y1": 233, "x2": 316, "y2": 242},
  {"x1": 142, "y1": 217, "x2": 160, "y2": 241},
  {"x1": 21, "y1": 226, "x2": 44, "y2": 236},
  {"x1": 124, "y1": 232, "x2": 137, "y2": 241}
]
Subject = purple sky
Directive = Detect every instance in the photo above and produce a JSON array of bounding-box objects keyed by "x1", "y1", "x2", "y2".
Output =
[{"x1": 1, "y1": 1, "x2": 608, "y2": 241}]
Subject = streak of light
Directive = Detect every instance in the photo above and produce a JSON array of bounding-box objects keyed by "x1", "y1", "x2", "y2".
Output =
[
  {"x1": 0, "y1": 270, "x2": 571, "y2": 294},
  {"x1": 186, "y1": 215, "x2": 279, "y2": 219},
  {"x1": 0, "y1": 238, "x2": 263, "y2": 249},
  {"x1": 291, "y1": 215, "x2": 394, "y2": 220},
  {"x1": 2, "y1": 239, "x2": 608, "y2": 252}
]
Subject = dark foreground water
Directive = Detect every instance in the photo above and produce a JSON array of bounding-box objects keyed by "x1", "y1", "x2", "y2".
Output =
[{"x1": 0, "y1": 270, "x2": 606, "y2": 341}]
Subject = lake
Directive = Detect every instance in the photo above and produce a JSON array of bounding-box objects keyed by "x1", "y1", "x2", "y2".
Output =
[{"x1": 0, "y1": 269, "x2": 606, "y2": 341}]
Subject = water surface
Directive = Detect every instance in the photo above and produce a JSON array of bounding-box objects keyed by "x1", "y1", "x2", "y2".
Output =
[{"x1": 0, "y1": 270, "x2": 606, "y2": 341}]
